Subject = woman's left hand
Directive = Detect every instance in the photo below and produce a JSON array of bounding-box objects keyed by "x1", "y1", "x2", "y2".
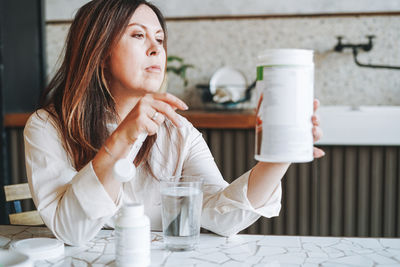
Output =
[{"x1": 312, "y1": 99, "x2": 325, "y2": 158}]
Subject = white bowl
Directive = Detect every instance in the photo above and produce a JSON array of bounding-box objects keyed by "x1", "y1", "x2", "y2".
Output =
[{"x1": 209, "y1": 67, "x2": 247, "y2": 96}]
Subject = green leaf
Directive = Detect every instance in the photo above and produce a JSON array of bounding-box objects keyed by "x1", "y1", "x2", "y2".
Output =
[
  {"x1": 166, "y1": 55, "x2": 194, "y2": 87},
  {"x1": 167, "y1": 55, "x2": 183, "y2": 63}
]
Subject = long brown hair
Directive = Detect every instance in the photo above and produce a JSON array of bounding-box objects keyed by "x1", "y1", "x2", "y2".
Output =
[{"x1": 40, "y1": 0, "x2": 167, "y2": 171}]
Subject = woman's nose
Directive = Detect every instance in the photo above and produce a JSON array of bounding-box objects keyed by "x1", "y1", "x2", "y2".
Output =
[{"x1": 147, "y1": 39, "x2": 160, "y2": 56}]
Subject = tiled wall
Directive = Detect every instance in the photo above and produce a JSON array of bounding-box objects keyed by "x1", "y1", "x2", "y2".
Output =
[
  {"x1": 46, "y1": 14, "x2": 400, "y2": 109},
  {"x1": 46, "y1": 0, "x2": 400, "y2": 20}
]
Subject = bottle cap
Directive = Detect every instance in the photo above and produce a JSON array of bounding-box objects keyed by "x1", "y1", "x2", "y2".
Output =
[
  {"x1": 113, "y1": 158, "x2": 136, "y2": 182},
  {"x1": 9, "y1": 238, "x2": 64, "y2": 261},
  {"x1": 258, "y1": 49, "x2": 313, "y2": 65},
  {"x1": 122, "y1": 203, "x2": 144, "y2": 218}
]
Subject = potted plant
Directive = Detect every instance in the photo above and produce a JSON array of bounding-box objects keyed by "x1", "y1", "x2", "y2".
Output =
[
  {"x1": 160, "y1": 55, "x2": 193, "y2": 93},
  {"x1": 166, "y1": 55, "x2": 194, "y2": 87}
]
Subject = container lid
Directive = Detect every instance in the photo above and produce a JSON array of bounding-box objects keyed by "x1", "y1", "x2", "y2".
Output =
[
  {"x1": 258, "y1": 49, "x2": 313, "y2": 66},
  {"x1": 0, "y1": 249, "x2": 33, "y2": 267},
  {"x1": 113, "y1": 158, "x2": 136, "y2": 182},
  {"x1": 9, "y1": 238, "x2": 64, "y2": 261},
  {"x1": 122, "y1": 203, "x2": 144, "y2": 217}
]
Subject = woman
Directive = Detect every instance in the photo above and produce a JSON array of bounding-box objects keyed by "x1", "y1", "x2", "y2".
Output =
[{"x1": 24, "y1": 0, "x2": 324, "y2": 246}]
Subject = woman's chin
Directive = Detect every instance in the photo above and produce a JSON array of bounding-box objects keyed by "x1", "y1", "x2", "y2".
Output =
[
  {"x1": 123, "y1": 80, "x2": 163, "y2": 94},
  {"x1": 143, "y1": 80, "x2": 163, "y2": 92}
]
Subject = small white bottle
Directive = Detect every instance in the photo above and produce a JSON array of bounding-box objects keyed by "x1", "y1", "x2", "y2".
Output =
[{"x1": 115, "y1": 203, "x2": 150, "y2": 267}]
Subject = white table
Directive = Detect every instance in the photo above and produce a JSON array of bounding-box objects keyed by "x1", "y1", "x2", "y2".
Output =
[{"x1": 1, "y1": 225, "x2": 400, "y2": 266}]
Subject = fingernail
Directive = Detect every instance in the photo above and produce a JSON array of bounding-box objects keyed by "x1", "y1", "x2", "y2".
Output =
[{"x1": 183, "y1": 103, "x2": 189, "y2": 110}]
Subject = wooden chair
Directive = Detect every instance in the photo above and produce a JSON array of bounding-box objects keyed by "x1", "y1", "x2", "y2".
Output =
[{"x1": 4, "y1": 183, "x2": 44, "y2": 225}]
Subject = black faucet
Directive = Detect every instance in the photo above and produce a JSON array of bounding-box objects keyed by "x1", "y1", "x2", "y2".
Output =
[
  {"x1": 334, "y1": 35, "x2": 375, "y2": 52},
  {"x1": 333, "y1": 35, "x2": 400, "y2": 70}
]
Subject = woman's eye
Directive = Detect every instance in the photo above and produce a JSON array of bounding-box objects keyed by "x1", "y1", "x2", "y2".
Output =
[
  {"x1": 157, "y1": 39, "x2": 164, "y2": 45},
  {"x1": 132, "y1": 33, "x2": 144, "y2": 39}
]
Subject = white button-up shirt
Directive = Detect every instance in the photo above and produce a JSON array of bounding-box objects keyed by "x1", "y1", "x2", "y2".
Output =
[{"x1": 24, "y1": 110, "x2": 282, "y2": 246}]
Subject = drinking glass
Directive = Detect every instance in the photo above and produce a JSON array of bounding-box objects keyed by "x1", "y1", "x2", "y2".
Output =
[{"x1": 160, "y1": 176, "x2": 203, "y2": 251}]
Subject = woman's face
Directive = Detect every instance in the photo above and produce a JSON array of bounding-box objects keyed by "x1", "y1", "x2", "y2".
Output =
[{"x1": 108, "y1": 4, "x2": 166, "y2": 96}]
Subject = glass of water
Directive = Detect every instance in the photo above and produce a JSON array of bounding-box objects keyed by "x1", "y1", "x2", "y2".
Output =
[{"x1": 160, "y1": 176, "x2": 203, "y2": 251}]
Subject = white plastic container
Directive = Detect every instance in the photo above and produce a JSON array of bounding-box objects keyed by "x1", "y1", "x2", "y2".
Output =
[
  {"x1": 115, "y1": 203, "x2": 150, "y2": 267},
  {"x1": 255, "y1": 49, "x2": 314, "y2": 162}
]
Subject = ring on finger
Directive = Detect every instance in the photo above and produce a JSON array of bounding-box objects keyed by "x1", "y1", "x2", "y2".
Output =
[{"x1": 151, "y1": 111, "x2": 159, "y2": 121}]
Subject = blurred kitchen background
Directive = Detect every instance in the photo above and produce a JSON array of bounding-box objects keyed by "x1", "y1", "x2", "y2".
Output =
[{"x1": 1, "y1": 0, "x2": 399, "y2": 237}]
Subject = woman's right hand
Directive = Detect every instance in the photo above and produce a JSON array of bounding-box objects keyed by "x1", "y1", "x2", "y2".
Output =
[
  {"x1": 115, "y1": 92, "x2": 188, "y2": 144},
  {"x1": 92, "y1": 92, "x2": 188, "y2": 201}
]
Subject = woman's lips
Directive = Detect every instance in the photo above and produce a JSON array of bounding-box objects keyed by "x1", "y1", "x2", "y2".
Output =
[{"x1": 145, "y1": 65, "x2": 161, "y2": 73}]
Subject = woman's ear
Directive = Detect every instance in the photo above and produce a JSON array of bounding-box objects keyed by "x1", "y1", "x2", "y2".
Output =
[
  {"x1": 100, "y1": 57, "x2": 112, "y2": 84},
  {"x1": 100, "y1": 61, "x2": 115, "y2": 101},
  {"x1": 101, "y1": 57, "x2": 108, "y2": 69}
]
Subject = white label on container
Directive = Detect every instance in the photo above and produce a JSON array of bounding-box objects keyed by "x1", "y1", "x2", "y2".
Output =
[
  {"x1": 255, "y1": 65, "x2": 314, "y2": 162},
  {"x1": 260, "y1": 66, "x2": 313, "y2": 126}
]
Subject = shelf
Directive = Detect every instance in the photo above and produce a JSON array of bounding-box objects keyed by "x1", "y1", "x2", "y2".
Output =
[
  {"x1": 4, "y1": 113, "x2": 31, "y2": 127},
  {"x1": 5, "y1": 106, "x2": 400, "y2": 145},
  {"x1": 4, "y1": 110, "x2": 256, "y2": 129},
  {"x1": 178, "y1": 110, "x2": 255, "y2": 129}
]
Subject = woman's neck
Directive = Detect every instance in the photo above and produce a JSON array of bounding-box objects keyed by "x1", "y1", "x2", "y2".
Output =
[
  {"x1": 114, "y1": 93, "x2": 142, "y2": 122},
  {"x1": 110, "y1": 83, "x2": 151, "y2": 122}
]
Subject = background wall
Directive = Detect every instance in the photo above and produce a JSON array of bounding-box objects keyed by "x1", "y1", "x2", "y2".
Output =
[
  {"x1": 46, "y1": 0, "x2": 400, "y2": 20},
  {"x1": 45, "y1": 1, "x2": 400, "y2": 109}
]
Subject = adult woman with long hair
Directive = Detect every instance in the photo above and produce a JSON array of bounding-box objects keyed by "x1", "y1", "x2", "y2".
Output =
[{"x1": 24, "y1": 0, "x2": 324, "y2": 246}]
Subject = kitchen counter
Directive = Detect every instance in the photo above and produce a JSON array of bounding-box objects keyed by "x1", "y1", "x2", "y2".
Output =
[
  {"x1": 1, "y1": 225, "x2": 400, "y2": 266},
  {"x1": 5, "y1": 106, "x2": 400, "y2": 145},
  {"x1": 3, "y1": 110, "x2": 257, "y2": 129}
]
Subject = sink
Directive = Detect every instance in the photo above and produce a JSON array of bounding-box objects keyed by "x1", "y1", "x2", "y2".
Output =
[{"x1": 316, "y1": 106, "x2": 400, "y2": 145}]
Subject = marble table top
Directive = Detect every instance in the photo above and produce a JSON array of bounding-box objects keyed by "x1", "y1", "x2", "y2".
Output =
[{"x1": 0, "y1": 225, "x2": 400, "y2": 266}]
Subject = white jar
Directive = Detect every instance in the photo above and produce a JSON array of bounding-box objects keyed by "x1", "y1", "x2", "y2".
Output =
[
  {"x1": 115, "y1": 203, "x2": 150, "y2": 267},
  {"x1": 255, "y1": 49, "x2": 314, "y2": 162}
]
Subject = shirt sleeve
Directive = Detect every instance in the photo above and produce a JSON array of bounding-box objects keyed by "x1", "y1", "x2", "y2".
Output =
[
  {"x1": 24, "y1": 111, "x2": 123, "y2": 246},
  {"x1": 181, "y1": 123, "x2": 282, "y2": 237}
]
